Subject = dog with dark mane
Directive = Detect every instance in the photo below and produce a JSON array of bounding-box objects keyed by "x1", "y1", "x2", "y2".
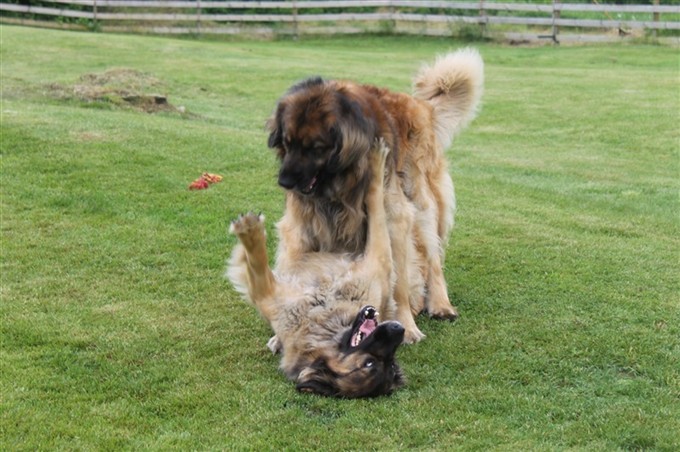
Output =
[{"x1": 266, "y1": 49, "x2": 484, "y2": 343}]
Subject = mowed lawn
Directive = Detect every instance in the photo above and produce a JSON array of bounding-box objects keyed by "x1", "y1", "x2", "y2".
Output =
[{"x1": 1, "y1": 25, "x2": 678, "y2": 450}]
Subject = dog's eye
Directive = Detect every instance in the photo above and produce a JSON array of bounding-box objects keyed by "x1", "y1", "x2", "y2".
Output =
[{"x1": 364, "y1": 359, "x2": 376, "y2": 369}]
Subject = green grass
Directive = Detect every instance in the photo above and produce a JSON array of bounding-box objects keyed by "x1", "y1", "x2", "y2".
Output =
[{"x1": 1, "y1": 26, "x2": 679, "y2": 450}]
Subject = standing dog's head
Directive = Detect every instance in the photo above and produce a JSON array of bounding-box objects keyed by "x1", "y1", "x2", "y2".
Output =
[
  {"x1": 266, "y1": 78, "x2": 381, "y2": 199},
  {"x1": 295, "y1": 306, "x2": 405, "y2": 398}
]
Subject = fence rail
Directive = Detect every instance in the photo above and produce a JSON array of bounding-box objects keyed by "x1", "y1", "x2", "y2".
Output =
[{"x1": 2, "y1": 1, "x2": 679, "y2": 41}]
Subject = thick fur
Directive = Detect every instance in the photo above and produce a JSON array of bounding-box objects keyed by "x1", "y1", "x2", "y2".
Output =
[
  {"x1": 228, "y1": 143, "x2": 405, "y2": 398},
  {"x1": 267, "y1": 49, "x2": 484, "y2": 343}
]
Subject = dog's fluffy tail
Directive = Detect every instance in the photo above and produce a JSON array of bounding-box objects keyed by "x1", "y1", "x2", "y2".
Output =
[{"x1": 413, "y1": 48, "x2": 484, "y2": 150}]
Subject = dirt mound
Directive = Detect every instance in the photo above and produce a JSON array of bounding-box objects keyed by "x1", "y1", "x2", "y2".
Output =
[
  {"x1": 78, "y1": 68, "x2": 160, "y2": 89},
  {"x1": 51, "y1": 68, "x2": 183, "y2": 114}
]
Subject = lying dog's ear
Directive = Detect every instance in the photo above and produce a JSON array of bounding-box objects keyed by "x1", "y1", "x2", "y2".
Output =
[
  {"x1": 295, "y1": 359, "x2": 339, "y2": 397},
  {"x1": 392, "y1": 363, "x2": 406, "y2": 390},
  {"x1": 296, "y1": 378, "x2": 337, "y2": 397}
]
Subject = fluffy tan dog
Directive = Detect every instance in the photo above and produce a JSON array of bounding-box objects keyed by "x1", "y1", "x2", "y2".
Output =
[{"x1": 266, "y1": 49, "x2": 484, "y2": 343}]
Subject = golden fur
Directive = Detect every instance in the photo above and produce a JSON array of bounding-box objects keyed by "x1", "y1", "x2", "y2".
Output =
[{"x1": 267, "y1": 49, "x2": 484, "y2": 343}]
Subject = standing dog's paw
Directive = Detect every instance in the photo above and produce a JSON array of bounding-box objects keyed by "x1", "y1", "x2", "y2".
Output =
[
  {"x1": 402, "y1": 325, "x2": 426, "y2": 345},
  {"x1": 396, "y1": 310, "x2": 426, "y2": 345},
  {"x1": 428, "y1": 304, "x2": 459, "y2": 322}
]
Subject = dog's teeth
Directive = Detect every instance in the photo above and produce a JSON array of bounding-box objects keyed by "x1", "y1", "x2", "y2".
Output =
[{"x1": 364, "y1": 307, "x2": 377, "y2": 319}]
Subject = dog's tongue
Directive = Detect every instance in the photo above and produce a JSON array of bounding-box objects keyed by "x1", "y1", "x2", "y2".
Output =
[
  {"x1": 306, "y1": 175, "x2": 317, "y2": 192},
  {"x1": 360, "y1": 318, "x2": 377, "y2": 337}
]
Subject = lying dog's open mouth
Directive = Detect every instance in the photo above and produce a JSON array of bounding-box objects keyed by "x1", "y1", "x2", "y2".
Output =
[{"x1": 350, "y1": 306, "x2": 379, "y2": 347}]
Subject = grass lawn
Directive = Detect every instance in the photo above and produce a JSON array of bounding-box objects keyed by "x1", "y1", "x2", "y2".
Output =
[{"x1": 1, "y1": 26, "x2": 678, "y2": 450}]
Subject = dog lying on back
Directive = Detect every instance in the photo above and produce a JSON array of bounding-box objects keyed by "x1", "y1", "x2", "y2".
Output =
[
  {"x1": 228, "y1": 142, "x2": 405, "y2": 398},
  {"x1": 266, "y1": 49, "x2": 484, "y2": 343}
]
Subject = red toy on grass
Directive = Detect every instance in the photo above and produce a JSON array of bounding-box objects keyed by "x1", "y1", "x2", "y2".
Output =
[{"x1": 189, "y1": 173, "x2": 223, "y2": 190}]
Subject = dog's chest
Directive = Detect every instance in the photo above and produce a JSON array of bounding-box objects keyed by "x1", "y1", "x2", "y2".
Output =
[{"x1": 307, "y1": 200, "x2": 368, "y2": 254}]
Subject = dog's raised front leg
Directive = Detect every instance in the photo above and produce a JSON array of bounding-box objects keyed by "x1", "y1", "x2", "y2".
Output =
[
  {"x1": 362, "y1": 140, "x2": 393, "y2": 311},
  {"x1": 229, "y1": 213, "x2": 278, "y2": 324}
]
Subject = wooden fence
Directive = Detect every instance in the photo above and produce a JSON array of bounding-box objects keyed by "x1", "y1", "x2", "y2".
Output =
[{"x1": 1, "y1": 1, "x2": 679, "y2": 42}]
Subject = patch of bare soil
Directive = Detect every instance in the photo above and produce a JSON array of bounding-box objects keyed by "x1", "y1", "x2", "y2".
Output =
[{"x1": 49, "y1": 68, "x2": 184, "y2": 114}]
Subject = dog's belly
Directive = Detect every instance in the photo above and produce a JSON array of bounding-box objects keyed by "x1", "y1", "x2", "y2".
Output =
[{"x1": 271, "y1": 272, "x2": 371, "y2": 355}]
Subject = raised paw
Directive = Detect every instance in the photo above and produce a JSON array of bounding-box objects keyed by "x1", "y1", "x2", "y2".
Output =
[
  {"x1": 230, "y1": 212, "x2": 265, "y2": 234},
  {"x1": 369, "y1": 138, "x2": 390, "y2": 175},
  {"x1": 229, "y1": 212, "x2": 266, "y2": 249}
]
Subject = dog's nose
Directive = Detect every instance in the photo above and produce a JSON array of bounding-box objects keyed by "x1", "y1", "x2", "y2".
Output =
[
  {"x1": 278, "y1": 172, "x2": 297, "y2": 190},
  {"x1": 387, "y1": 322, "x2": 405, "y2": 335},
  {"x1": 385, "y1": 322, "x2": 405, "y2": 343}
]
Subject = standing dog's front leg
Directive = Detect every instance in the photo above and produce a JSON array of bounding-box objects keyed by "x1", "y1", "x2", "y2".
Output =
[
  {"x1": 385, "y1": 183, "x2": 425, "y2": 344},
  {"x1": 273, "y1": 195, "x2": 321, "y2": 275}
]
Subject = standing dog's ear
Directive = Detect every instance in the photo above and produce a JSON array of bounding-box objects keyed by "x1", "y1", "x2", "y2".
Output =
[
  {"x1": 295, "y1": 359, "x2": 339, "y2": 397},
  {"x1": 266, "y1": 102, "x2": 286, "y2": 153},
  {"x1": 323, "y1": 126, "x2": 344, "y2": 175},
  {"x1": 334, "y1": 90, "x2": 378, "y2": 168},
  {"x1": 267, "y1": 77, "x2": 326, "y2": 153}
]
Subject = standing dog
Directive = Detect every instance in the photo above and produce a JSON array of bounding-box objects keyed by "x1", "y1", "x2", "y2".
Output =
[
  {"x1": 228, "y1": 142, "x2": 405, "y2": 398},
  {"x1": 266, "y1": 49, "x2": 484, "y2": 343}
]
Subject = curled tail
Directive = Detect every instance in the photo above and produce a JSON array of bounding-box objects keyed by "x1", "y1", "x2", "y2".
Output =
[{"x1": 413, "y1": 48, "x2": 484, "y2": 150}]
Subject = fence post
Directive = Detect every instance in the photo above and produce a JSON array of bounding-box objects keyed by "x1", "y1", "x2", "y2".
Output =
[
  {"x1": 551, "y1": 0, "x2": 560, "y2": 44},
  {"x1": 93, "y1": 0, "x2": 97, "y2": 29},
  {"x1": 196, "y1": 0, "x2": 201, "y2": 36},
  {"x1": 293, "y1": 0, "x2": 299, "y2": 39},
  {"x1": 653, "y1": 0, "x2": 660, "y2": 38},
  {"x1": 389, "y1": 0, "x2": 396, "y2": 33},
  {"x1": 479, "y1": 0, "x2": 486, "y2": 38}
]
